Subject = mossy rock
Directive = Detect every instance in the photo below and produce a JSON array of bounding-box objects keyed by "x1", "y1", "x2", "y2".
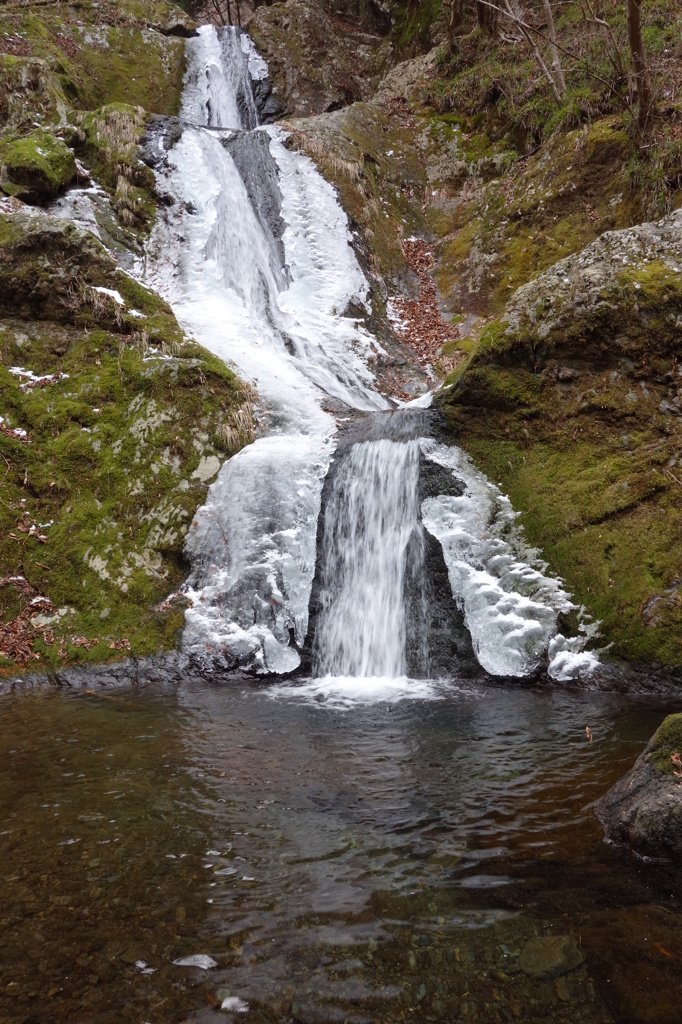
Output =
[
  {"x1": 598, "y1": 713, "x2": 682, "y2": 860},
  {"x1": 0, "y1": 208, "x2": 181, "y2": 330},
  {"x1": 0, "y1": 208, "x2": 254, "y2": 673},
  {"x1": 0, "y1": 129, "x2": 76, "y2": 203},
  {"x1": 438, "y1": 209, "x2": 682, "y2": 666},
  {"x1": 0, "y1": 55, "x2": 70, "y2": 127},
  {"x1": 0, "y1": 2, "x2": 188, "y2": 117},
  {"x1": 650, "y1": 715, "x2": 682, "y2": 775},
  {"x1": 73, "y1": 103, "x2": 157, "y2": 232}
]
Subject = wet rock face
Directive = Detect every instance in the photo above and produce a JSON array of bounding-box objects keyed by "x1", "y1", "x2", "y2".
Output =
[
  {"x1": 140, "y1": 115, "x2": 184, "y2": 171},
  {"x1": 248, "y1": 0, "x2": 392, "y2": 118},
  {"x1": 597, "y1": 713, "x2": 682, "y2": 860},
  {"x1": 222, "y1": 130, "x2": 286, "y2": 268}
]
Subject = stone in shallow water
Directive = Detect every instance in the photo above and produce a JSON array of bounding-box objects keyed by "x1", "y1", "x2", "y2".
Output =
[
  {"x1": 172, "y1": 953, "x2": 218, "y2": 969},
  {"x1": 597, "y1": 712, "x2": 682, "y2": 859},
  {"x1": 518, "y1": 935, "x2": 584, "y2": 978}
]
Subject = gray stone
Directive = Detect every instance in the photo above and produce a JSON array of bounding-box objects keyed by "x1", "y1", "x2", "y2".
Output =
[
  {"x1": 597, "y1": 713, "x2": 682, "y2": 860},
  {"x1": 518, "y1": 936, "x2": 585, "y2": 979}
]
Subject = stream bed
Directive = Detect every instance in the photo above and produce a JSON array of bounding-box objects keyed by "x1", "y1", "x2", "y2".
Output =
[{"x1": 0, "y1": 678, "x2": 680, "y2": 1024}]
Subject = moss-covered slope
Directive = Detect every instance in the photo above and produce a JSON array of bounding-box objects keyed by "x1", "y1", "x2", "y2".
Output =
[
  {"x1": 0, "y1": 1, "x2": 263, "y2": 676},
  {"x1": 0, "y1": 211, "x2": 252, "y2": 674},
  {"x1": 0, "y1": 0, "x2": 191, "y2": 125}
]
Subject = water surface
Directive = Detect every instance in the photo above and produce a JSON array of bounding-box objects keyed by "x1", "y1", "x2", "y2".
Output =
[{"x1": 0, "y1": 679, "x2": 680, "y2": 1024}]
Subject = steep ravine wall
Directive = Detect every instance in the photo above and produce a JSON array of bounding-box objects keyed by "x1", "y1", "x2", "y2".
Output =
[{"x1": 0, "y1": 1, "x2": 253, "y2": 674}]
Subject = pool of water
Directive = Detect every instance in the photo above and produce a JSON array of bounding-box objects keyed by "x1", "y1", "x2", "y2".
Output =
[{"x1": 0, "y1": 677, "x2": 680, "y2": 1024}]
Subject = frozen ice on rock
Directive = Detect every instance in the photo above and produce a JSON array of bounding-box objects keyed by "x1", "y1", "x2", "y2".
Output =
[
  {"x1": 145, "y1": 26, "x2": 388, "y2": 673},
  {"x1": 419, "y1": 439, "x2": 598, "y2": 677}
]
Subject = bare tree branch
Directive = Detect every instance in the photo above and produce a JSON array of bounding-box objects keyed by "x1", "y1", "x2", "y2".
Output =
[
  {"x1": 542, "y1": 0, "x2": 567, "y2": 98},
  {"x1": 474, "y1": 0, "x2": 630, "y2": 103}
]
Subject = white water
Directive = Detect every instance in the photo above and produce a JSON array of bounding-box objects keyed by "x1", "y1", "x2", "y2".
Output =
[
  {"x1": 137, "y1": 24, "x2": 598, "y2": 684},
  {"x1": 314, "y1": 439, "x2": 423, "y2": 678}
]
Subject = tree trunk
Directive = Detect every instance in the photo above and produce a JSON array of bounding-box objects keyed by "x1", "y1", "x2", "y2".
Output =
[
  {"x1": 626, "y1": 0, "x2": 653, "y2": 132},
  {"x1": 541, "y1": 0, "x2": 566, "y2": 99},
  {"x1": 444, "y1": 0, "x2": 464, "y2": 48},
  {"x1": 476, "y1": 0, "x2": 498, "y2": 35}
]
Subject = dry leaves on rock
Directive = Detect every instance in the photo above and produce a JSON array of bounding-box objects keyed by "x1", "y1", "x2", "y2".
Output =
[
  {"x1": 109, "y1": 638, "x2": 131, "y2": 651},
  {"x1": 389, "y1": 239, "x2": 461, "y2": 372},
  {"x1": 0, "y1": 575, "x2": 55, "y2": 665}
]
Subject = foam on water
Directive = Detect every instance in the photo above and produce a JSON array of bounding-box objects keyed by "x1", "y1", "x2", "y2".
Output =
[{"x1": 267, "y1": 675, "x2": 478, "y2": 709}]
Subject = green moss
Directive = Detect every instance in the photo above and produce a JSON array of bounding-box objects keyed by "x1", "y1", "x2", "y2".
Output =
[
  {"x1": 0, "y1": 2, "x2": 187, "y2": 117},
  {"x1": 0, "y1": 129, "x2": 75, "y2": 202},
  {"x1": 0, "y1": 54, "x2": 70, "y2": 127},
  {"x1": 439, "y1": 308, "x2": 682, "y2": 664},
  {"x1": 0, "y1": 322, "x2": 252, "y2": 675},
  {"x1": 73, "y1": 103, "x2": 157, "y2": 234},
  {"x1": 393, "y1": 0, "x2": 442, "y2": 53},
  {"x1": 650, "y1": 715, "x2": 682, "y2": 774}
]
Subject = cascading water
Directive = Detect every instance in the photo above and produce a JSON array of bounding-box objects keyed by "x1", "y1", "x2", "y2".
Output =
[
  {"x1": 313, "y1": 439, "x2": 423, "y2": 679},
  {"x1": 138, "y1": 24, "x2": 599, "y2": 685}
]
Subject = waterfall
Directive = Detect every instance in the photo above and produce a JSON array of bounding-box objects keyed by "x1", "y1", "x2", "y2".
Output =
[
  {"x1": 145, "y1": 25, "x2": 389, "y2": 674},
  {"x1": 137, "y1": 24, "x2": 599, "y2": 684},
  {"x1": 313, "y1": 440, "x2": 424, "y2": 679}
]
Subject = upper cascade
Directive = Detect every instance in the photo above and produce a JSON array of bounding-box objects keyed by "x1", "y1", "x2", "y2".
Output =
[
  {"x1": 182, "y1": 25, "x2": 262, "y2": 130},
  {"x1": 145, "y1": 24, "x2": 389, "y2": 674}
]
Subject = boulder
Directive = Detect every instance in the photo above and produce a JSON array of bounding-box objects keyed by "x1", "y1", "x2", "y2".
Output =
[
  {"x1": 0, "y1": 129, "x2": 76, "y2": 203},
  {"x1": 597, "y1": 713, "x2": 682, "y2": 860}
]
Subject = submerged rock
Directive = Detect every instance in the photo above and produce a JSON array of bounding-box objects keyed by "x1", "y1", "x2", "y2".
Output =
[
  {"x1": 518, "y1": 935, "x2": 585, "y2": 978},
  {"x1": 597, "y1": 713, "x2": 682, "y2": 860}
]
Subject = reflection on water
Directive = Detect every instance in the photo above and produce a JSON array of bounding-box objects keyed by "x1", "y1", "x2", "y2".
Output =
[{"x1": 0, "y1": 679, "x2": 679, "y2": 1023}]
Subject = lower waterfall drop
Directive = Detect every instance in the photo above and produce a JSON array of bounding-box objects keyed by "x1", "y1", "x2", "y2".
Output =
[{"x1": 313, "y1": 439, "x2": 424, "y2": 679}]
